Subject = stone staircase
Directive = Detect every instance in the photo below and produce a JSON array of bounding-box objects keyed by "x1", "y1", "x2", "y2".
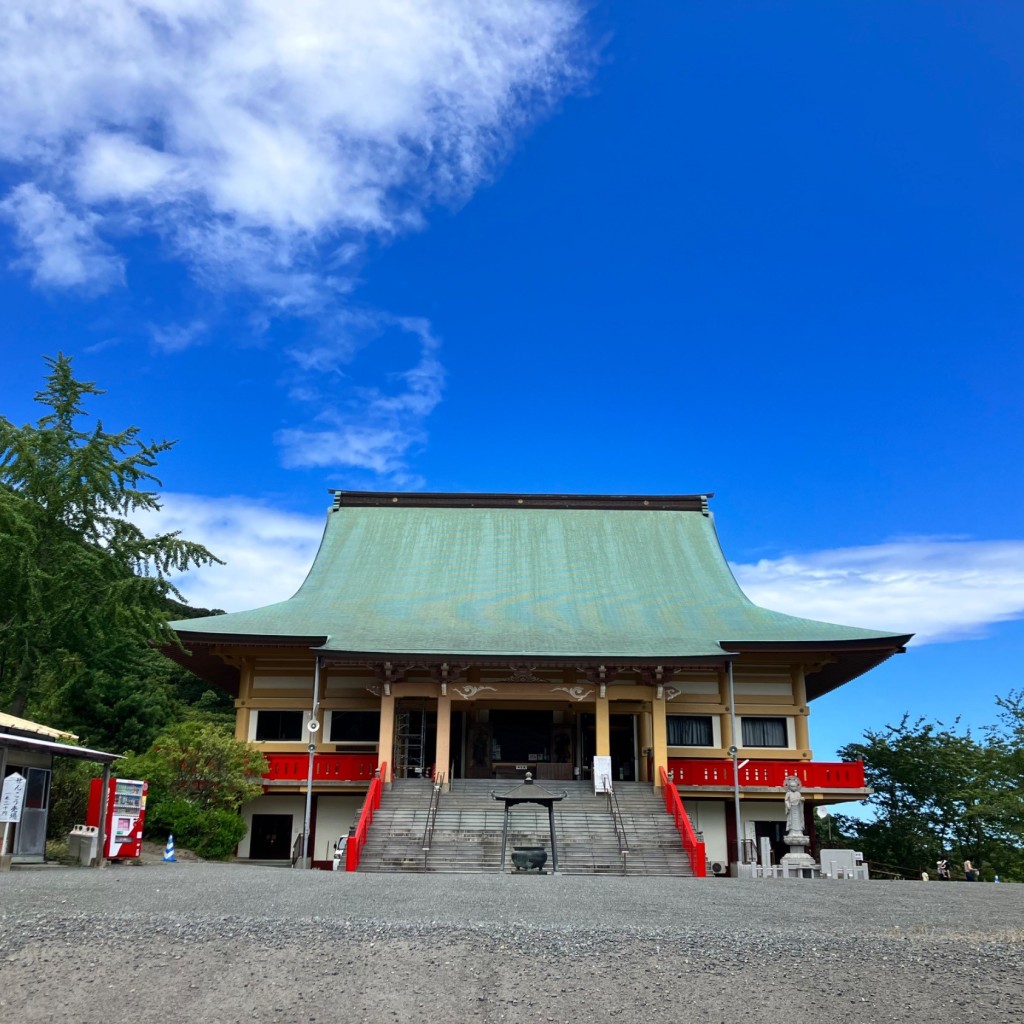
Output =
[{"x1": 356, "y1": 778, "x2": 695, "y2": 876}]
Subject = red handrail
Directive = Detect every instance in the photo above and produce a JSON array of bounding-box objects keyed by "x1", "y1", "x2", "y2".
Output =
[
  {"x1": 659, "y1": 765, "x2": 707, "y2": 877},
  {"x1": 345, "y1": 762, "x2": 387, "y2": 872}
]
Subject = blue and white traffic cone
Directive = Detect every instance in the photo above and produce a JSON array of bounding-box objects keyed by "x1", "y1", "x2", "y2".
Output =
[{"x1": 163, "y1": 834, "x2": 176, "y2": 862}]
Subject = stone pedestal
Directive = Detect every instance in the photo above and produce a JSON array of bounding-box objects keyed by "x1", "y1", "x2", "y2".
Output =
[{"x1": 780, "y1": 831, "x2": 816, "y2": 874}]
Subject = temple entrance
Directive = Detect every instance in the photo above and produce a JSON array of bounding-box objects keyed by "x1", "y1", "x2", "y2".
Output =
[
  {"x1": 393, "y1": 703, "x2": 437, "y2": 779},
  {"x1": 463, "y1": 709, "x2": 573, "y2": 780},
  {"x1": 578, "y1": 713, "x2": 639, "y2": 782},
  {"x1": 610, "y1": 714, "x2": 638, "y2": 781}
]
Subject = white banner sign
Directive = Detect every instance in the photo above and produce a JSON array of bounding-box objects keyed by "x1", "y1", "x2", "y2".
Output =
[
  {"x1": 0, "y1": 772, "x2": 27, "y2": 823},
  {"x1": 592, "y1": 756, "x2": 612, "y2": 794}
]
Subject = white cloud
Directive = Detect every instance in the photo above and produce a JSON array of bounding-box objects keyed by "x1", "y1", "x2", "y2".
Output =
[
  {"x1": 134, "y1": 493, "x2": 326, "y2": 613},
  {"x1": 0, "y1": 1, "x2": 586, "y2": 485},
  {"x1": 732, "y1": 538, "x2": 1024, "y2": 644},
  {"x1": 0, "y1": 0, "x2": 587, "y2": 299},
  {"x1": 0, "y1": 183, "x2": 124, "y2": 291},
  {"x1": 147, "y1": 495, "x2": 1024, "y2": 645}
]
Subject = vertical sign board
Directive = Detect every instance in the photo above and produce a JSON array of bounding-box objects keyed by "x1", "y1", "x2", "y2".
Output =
[
  {"x1": 592, "y1": 755, "x2": 612, "y2": 794},
  {"x1": 1, "y1": 771, "x2": 28, "y2": 859},
  {"x1": 0, "y1": 772, "x2": 27, "y2": 822}
]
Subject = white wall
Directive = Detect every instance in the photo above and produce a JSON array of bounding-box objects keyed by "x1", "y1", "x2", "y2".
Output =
[
  {"x1": 684, "y1": 800, "x2": 726, "y2": 864},
  {"x1": 313, "y1": 795, "x2": 364, "y2": 862},
  {"x1": 237, "y1": 794, "x2": 305, "y2": 859},
  {"x1": 682, "y1": 799, "x2": 790, "y2": 867}
]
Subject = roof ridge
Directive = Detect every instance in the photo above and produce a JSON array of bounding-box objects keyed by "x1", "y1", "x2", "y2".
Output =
[{"x1": 329, "y1": 491, "x2": 712, "y2": 513}]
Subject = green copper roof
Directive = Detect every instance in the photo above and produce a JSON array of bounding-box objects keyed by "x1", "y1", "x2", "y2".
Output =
[{"x1": 169, "y1": 494, "x2": 908, "y2": 660}]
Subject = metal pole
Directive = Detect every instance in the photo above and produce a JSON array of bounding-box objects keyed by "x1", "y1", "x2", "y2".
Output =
[
  {"x1": 727, "y1": 660, "x2": 743, "y2": 870},
  {"x1": 96, "y1": 763, "x2": 111, "y2": 867},
  {"x1": 499, "y1": 805, "x2": 509, "y2": 872},
  {"x1": 548, "y1": 803, "x2": 558, "y2": 873},
  {"x1": 302, "y1": 656, "x2": 321, "y2": 869}
]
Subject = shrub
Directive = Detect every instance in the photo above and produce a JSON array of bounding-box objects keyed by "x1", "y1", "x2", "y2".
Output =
[{"x1": 145, "y1": 797, "x2": 248, "y2": 860}]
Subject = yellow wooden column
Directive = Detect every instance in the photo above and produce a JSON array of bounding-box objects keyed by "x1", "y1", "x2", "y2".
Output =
[
  {"x1": 234, "y1": 657, "x2": 254, "y2": 743},
  {"x1": 595, "y1": 693, "x2": 610, "y2": 757},
  {"x1": 651, "y1": 692, "x2": 668, "y2": 787},
  {"x1": 792, "y1": 664, "x2": 811, "y2": 756},
  {"x1": 434, "y1": 693, "x2": 452, "y2": 790},
  {"x1": 377, "y1": 692, "x2": 396, "y2": 785},
  {"x1": 717, "y1": 666, "x2": 733, "y2": 751},
  {"x1": 638, "y1": 710, "x2": 653, "y2": 783}
]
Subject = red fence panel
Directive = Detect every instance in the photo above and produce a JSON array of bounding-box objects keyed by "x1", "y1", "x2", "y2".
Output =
[
  {"x1": 262, "y1": 752, "x2": 380, "y2": 784},
  {"x1": 668, "y1": 758, "x2": 865, "y2": 790}
]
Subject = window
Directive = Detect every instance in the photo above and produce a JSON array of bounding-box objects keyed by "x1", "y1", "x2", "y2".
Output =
[
  {"x1": 254, "y1": 710, "x2": 304, "y2": 741},
  {"x1": 740, "y1": 716, "x2": 788, "y2": 748},
  {"x1": 329, "y1": 710, "x2": 381, "y2": 743},
  {"x1": 667, "y1": 715, "x2": 714, "y2": 746}
]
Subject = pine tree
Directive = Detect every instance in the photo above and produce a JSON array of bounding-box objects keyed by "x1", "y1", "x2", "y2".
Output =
[{"x1": 0, "y1": 354, "x2": 219, "y2": 746}]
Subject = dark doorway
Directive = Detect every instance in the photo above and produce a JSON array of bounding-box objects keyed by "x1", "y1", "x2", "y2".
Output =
[
  {"x1": 449, "y1": 711, "x2": 464, "y2": 780},
  {"x1": 578, "y1": 713, "x2": 637, "y2": 781},
  {"x1": 490, "y1": 710, "x2": 554, "y2": 763},
  {"x1": 393, "y1": 705, "x2": 437, "y2": 778},
  {"x1": 754, "y1": 820, "x2": 788, "y2": 866},
  {"x1": 610, "y1": 714, "x2": 637, "y2": 781},
  {"x1": 250, "y1": 813, "x2": 293, "y2": 859}
]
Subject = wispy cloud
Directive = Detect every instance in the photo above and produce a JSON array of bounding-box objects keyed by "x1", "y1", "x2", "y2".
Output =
[
  {"x1": 0, "y1": 0, "x2": 586, "y2": 303},
  {"x1": 276, "y1": 315, "x2": 445, "y2": 485},
  {"x1": 0, "y1": 1, "x2": 589, "y2": 482},
  {"x1": 733, "y1": 538, "x2": 1024, "y2": 644},
  {"x1": 150, "y1": 320, "x2": 207, "y2": 353},
  {"x1": 148, "y1": 495, "x2": 1024, "y2": 645},
  {"x1": 0, "y1": 184, "x2": 124, "y2": 291}
]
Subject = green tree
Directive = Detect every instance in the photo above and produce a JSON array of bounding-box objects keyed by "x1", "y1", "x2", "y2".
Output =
[
  {"x1": 838, "y1": 712, "x2": 1021, "y2": 880},
  {"x1": 122, "y1": 720, "x2": 267, "y2": 812},
  {"x1": 0, "y1": 354, "x2": 220, "y2": 746},
  {"x1": 120, "y1": 721, "x2": 267, "y2": 860}
]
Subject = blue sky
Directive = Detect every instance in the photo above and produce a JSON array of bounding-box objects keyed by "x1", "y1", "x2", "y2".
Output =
[{"x1": 2, "y1": 1, "x2": 1023, "y2": 759}]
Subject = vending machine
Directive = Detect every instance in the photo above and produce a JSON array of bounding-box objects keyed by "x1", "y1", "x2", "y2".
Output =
[{"x1": 86, "y1": 778, "x2": 148, "y2": 859}]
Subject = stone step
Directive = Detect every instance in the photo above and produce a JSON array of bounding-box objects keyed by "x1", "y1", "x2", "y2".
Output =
[{"x1": 358, "y1": 778, "x2": 697, "y2": 875}]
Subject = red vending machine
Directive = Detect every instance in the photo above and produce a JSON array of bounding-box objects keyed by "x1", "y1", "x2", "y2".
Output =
[{"x1": 87, "y1": 778, "x2": 148, "y2": 859}]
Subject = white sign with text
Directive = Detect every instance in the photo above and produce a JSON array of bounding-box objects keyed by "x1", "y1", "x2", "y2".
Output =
[{"x1": 1, "y1": 772, "x2": 27, "y2": 823}]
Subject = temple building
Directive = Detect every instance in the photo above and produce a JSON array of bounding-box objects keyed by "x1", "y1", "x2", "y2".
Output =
[{"x1": 166, "y1": 491, "x2": 910, "y2": 871}]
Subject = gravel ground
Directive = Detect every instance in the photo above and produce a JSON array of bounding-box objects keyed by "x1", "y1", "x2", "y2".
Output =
[{"x1": 1, "y1": 863, "x2": 1021, "y2": 1024}]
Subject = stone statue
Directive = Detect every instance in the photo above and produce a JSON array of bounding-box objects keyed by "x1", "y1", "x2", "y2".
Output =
[
  {"x1": 779, "y1": 774, "x2": 816, "y2": 874},
  {"x1": 783, "y1": 775, "x2": 806, "y2": 838}
]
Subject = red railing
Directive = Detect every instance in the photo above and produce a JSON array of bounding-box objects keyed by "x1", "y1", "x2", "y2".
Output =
[
  {"x1": 659, "y1": 766, "x2": 707, "y2": 877},
  {"x1": 346, "y1": 762, "x2": 386, "y2": 872},
  {"x1": 262, "y1": 752, "x2": 379, "y2": 784},
  {"x1": 668, "y1": 758, "x2": 866, "y2": 790}
]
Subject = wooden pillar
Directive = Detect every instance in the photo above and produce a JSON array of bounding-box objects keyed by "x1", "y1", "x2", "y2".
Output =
[
  {"x1": 792, "y1": 664, "x2": 811, "y2": 755},
  {"x1": 234, "y1": 657, "x2": 254, "y2": 743},
  {"x1": 377, "y1": 692, "x2": 395, "y2": 785},
  {"x1": 595, "y1": 693, "x2": 610, "y2": 757},
  {"x1": 651, "y1": 693, "x2": 668, "y2": 787},
  {"x1": 718, "y1": 667, "x2": 733, "y2": 751},
  {"x1": 638, "y1": 710, "x2": 653, "y2": 783},
  {"x1": 435, "y1": 693, "x2": 452, "y2": 790}
]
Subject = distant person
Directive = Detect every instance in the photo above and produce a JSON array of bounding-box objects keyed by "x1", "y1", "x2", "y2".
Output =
[
  {"x1": 936, "y1": 857, "x2": 951, "y2": 880},
  {"x1": 963, "y1": 858, "x2": 977, "y2": 881}
]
